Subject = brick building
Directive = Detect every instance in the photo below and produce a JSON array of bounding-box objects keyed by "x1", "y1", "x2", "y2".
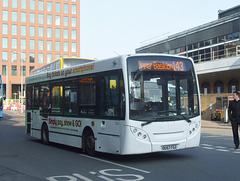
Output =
[{"x1": 0, "y1": 0, "x2": 80, "y2": 99}]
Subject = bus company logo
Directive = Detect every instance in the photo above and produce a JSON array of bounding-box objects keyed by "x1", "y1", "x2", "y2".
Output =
[{"x1": 48, "y1": 118, "x2": 82, "y2": 128}]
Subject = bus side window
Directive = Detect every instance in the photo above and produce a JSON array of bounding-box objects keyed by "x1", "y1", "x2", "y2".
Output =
[
  {"x1": 26, "y1": 86, "x2": 32, "y2": 109},
  {"x1": 64, "y1": 80, "x2": 78, "y2": 115},
  {"x1": 51, "y1": 84, "x2": 63, "y2": 115},
  {"x1": 97, "y1": 75, "x2": 120, "y2": 117},
  {"x1": 79, "y1": 77, "x2": 96, "y2": 116},
  {"x1": 40, "y1": 84, "x2": 50, "y2": 115},
  {"x1": 34, "y1": 86, "x2": 39, "y2": 109}
]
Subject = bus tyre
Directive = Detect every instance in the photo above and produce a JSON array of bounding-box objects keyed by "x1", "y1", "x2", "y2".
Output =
[
  {"x1": 85, "y1": 130, "x2": 95, "y2": 156},
  {"x1": 41, "y1": 124, "x2": 49, "y2": 145}
]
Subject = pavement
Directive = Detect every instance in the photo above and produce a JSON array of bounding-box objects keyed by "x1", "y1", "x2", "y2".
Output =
[{"x1": 202, "y1": 119, "x2": 232, "y2": 129}]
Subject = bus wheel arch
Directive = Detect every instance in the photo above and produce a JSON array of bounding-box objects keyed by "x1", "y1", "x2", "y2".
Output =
[
  {"x1": 41, "y1": 122, "x2": 49, "y2": 145},
  {"x1": 82, "y1": 127, "x2": 95, "y2": 156}
]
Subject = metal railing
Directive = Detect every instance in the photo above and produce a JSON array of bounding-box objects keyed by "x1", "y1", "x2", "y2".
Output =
[{"x1": 180, "y1": 44, "x2": 240, "y2": 63}]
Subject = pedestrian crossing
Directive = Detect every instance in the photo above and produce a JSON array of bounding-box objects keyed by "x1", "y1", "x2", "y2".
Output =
[{"x1": 201, "y1": 144, "x2": 240, "y2": 154}]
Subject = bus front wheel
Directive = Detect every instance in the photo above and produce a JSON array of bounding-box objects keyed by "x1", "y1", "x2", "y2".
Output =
[
  {"x1": 41, "y1": 123, "x2": 49, "y2": 145},
  {"x1": 84, "y1": 130, "x2": 95, "y2": 156}
]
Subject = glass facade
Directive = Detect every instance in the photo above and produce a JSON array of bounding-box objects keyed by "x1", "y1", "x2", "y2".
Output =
[{"x1": 136, "y1": 7, "x2": 240, "y2": 100}]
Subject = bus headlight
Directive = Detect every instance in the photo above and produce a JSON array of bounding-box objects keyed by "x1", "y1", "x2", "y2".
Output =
[
  {"x1": 189, "y1": 122, "x2": 200, "y2": 135},
  {"x1": 130, "y1": 127, "x2": 149, "y2": 141}
]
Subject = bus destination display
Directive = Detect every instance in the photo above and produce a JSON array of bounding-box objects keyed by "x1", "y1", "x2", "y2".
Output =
[{"x1": 138, "y1": 60, "x2": 186, "y2": 71}]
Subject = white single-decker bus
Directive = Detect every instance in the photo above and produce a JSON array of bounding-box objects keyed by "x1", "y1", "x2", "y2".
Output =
[{"x1": 25, "y1": 54, "x2": 201, "y2": 155}]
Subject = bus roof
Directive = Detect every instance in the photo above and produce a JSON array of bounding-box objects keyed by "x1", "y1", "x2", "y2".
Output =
[{"x1": 30, "y1": 57, "x2": 96, "y2": 75}]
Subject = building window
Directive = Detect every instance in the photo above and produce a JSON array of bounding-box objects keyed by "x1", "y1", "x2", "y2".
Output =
[
  {"x1": 11, "y1": 52, "x2": 17, "y2": 62},
  {"x1": 64, "y1": 4, "x2": 69, "y2": 14},
  {"x1": 3, "y1": 10, "x2": 8, "y2": 21},
  {"x1": 21, "y1": 66, "x2": 26, "y2": 76},
  {"x1": 30, "y1": 13, "x2": 35, "y2": 23},
  {"x1": 39, "y1": 1, "x2": 44, "y2": 11},
  {"x1": 21, "y1": 12, "x2": 26, "y2": 22},
  {"x1": 2, "y1": 52, "x2": 8, "y2": 62},
  {"x1": 228, "y1": 79, "x2": 239, "y2": 93},
  {"x1": 64, "y1": 42, "x2": 69, "y2": 52},
  {"x1": 227, "y1": 32, "x2": 239, "y2": 41},
  {"x1": 64, "y1": 17, "x2": 69, "y2": 26},
  {"x1": 2, "y1": 38, "x2": 8, "y2": 48},
  {"x1": 30, "y1": 53, "x2": 35, "y2": 63},
  {"x1": 64, "y1": 29, "x2": 69, "y2": 39},
  {"x1": 30, "y1": 26, "x2": 35, "y2": 36},
  {"x1": 47, "y1": 2, "x2": 52, "y2": 12},
  {"x1": 47, "y1": 28, "x2": 52, "y2": 38},
  {"x1": 12, "y1": 11, "x2": 17, "y2": 22},
  {"x1": 2, "y1": 24, "x2": 8, "y2": 35},
  {"x1": 47, "y1": 41, "x2": 52, "y2": 51},
  {"x1": 214, "y1": 80, "x2": 224, "y2": 93},
  {"x1": 12, "y1": 0, "x2": 17, "y2": 8},
  {"x1": 72, "y1": 17, "x2": 77, "y2": 27},
  {"x1": 55, "y1": 54, "x2": 61, "y2": 60},
  {"x1": 72, "y1": 30, "x2": 77, "y2": 40},
  {"x1": 38, "y1": 54, "x2": 44, "y2": 63},
  {"x1": 72, "y1": 5, "x2": 77, "y2": 14},
  {"x1": 21, "y1": 52, "x2": 26, "y2": 63},
  {"x1": 72, "y1": 43, "x2": 77, "y2": 52},
  {"x1": 47, "y1": 54, "x2": 52, "y2": 63},
  {"x1": 38, "y1": 40, "x2": 44, "y2": 50},
  {"x1": 55, "y1": 16, "x2": 61, "y2": 25},
  {"x1": 21, "y1": 39, "x2": 26, "y2": 49},
  {"x1": 11, "y1": 66, "x2": 17, "y2": 76},
  {"x1": 30, "y1": 40, "x2": 35, "y2": 50},
  {"x1": 21, "y1": 25, "x2": 26, "y2": 36},
  {"x1": 3, "y1": 0, "x2": 8, "y2": 7},
  {"x1": 55, "y1": 41, "x2": 60, "y2": 51},
  {"x1": 30, "y1": 66, "x2": 35, "y2": 72},
  {"x1": 12, "y1": 38, "x2": 17, "y2": 49},
  {"x1": 201, "y1": 82, "x2": 210, "y2": 94},
  {"x1": 47, "y1": 15, "x2": 52, "y2": 25},
  {"x1": 55, "y1": 28, "x2": 60, "y2": 39},
  {"x1": 21, "y1": 0, "x2": 26, "y2": 9},
  {"x1": 12, "y1": 25, "x2": 17, "y2": 35},
  {"x1": 38, "y1": 27, "x2": 44, "y2": 37},
  {"x1": 55, "y1": 3, "x2": 61, "y2": 13},
  {"x1": 30, "y1": 0, "x2": 35, "y2": 10},
  {"x1": 2, "y1": 65, "x2": 7, "y2": 76},
  {"x1": 169, "y1": 50, "x2": 175, "y2": 54},
  {"x1": 38, "y1": 14, "x2": 44, "y2": 24}
]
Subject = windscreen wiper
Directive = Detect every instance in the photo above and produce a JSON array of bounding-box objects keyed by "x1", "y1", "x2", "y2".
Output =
[
  {"x1": 141, "y1": 115, "x2": 172, "y2": 127},
  {"x1": 157, "y1": 110, "x2": 192, "y2": 123}
]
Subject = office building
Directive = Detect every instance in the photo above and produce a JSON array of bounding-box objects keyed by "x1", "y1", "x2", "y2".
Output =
[
  {"x1": 136, "y1": 5, "x2": 240, "y2": 120},
  {"x1": 0, "y1": 0, "x2": 80, "y2": 99}
]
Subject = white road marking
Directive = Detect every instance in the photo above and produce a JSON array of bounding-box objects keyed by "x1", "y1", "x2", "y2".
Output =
[
  {"x1": 215, "y1": 149, "x2": 230, "y2": 152},
  {"x1": 201, "y1": 144, "x2": 240, "y2": 154},
  {"x1": 79, "y1": 154, "x2": 151, "y2": 174}
]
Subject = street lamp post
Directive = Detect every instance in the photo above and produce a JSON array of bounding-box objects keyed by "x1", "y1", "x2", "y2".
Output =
[
  {"x1": 12, "y1": 50, "x2": 24, "y2": 113},
  {"x1": 6, "y1": 65, "x2": 8, "y2": 106}
]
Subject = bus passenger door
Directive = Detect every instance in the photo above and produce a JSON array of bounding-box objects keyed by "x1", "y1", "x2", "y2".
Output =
[{"x1": 32, "y1": 86, "x2": 41, "y2": 130}]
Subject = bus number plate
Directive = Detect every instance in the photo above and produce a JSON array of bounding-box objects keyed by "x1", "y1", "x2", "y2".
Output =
[{"x1": 161, "y1": 144, "x2": 178, "y2": 151}]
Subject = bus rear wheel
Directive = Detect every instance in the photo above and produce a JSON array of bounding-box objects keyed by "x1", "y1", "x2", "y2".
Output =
[
  {"x1": 85, "y1": 130, "x2": 95, "y2": 156},
  {"x1": 41, "y1": 124, "x2": 49, "y2": 145}
]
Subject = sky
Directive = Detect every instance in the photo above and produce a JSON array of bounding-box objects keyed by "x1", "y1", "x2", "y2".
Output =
[{"x1": 80, "y1": 0, "x2": 240, "y2": 60}]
